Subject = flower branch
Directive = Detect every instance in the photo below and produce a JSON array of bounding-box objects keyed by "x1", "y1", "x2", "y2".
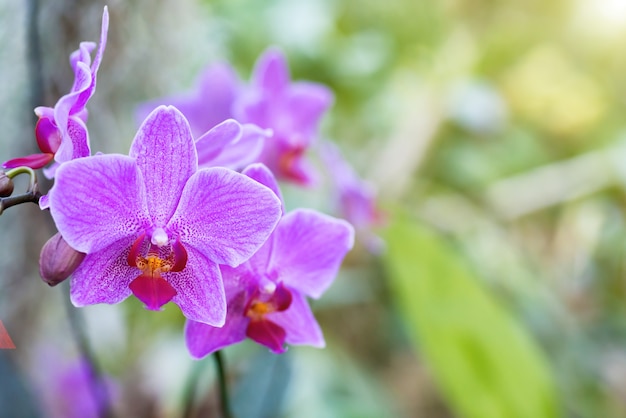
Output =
[{"x1": 0, "y1": 167, "x2": 41, "y2": 215}]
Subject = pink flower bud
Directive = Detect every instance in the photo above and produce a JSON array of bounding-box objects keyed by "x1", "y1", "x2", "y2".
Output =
[
  {"x1": 0, "y1": 171, "x2": 13, "y2": 197},
  {"x1": 39, "y1": 233, "x2": 85, "y2": 286}
]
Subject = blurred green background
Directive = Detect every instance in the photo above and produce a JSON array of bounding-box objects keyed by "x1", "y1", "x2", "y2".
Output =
[{"x1": 4, "y1": 0, "x2": 626, "y2": 416}]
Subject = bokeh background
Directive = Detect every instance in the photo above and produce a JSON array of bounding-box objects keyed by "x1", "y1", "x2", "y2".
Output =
[{"x1": 3, "y1": 0, "x2": 626, "y2": 416}]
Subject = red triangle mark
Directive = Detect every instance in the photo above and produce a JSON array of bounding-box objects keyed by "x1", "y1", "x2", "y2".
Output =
[{"x1": 0, "y1": 320, "x2": 15, "y2": 349}]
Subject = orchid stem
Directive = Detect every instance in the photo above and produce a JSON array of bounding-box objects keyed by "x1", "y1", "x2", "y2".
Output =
[
  {"x1": 213, "y1": 351, "x2": 233, "y2": 418},
  {"x1": 6, "y1": 166, "x2": 37, "y2": 191},
  {"x1": 0, "y1": 166, "x2": 41, "y2": 215},
  {"x1": 62, "y1": 285, "x2": 114, "y2": 418},
  {"x1": 0, "y1": 191, "x2": 41, "y2": 215}
]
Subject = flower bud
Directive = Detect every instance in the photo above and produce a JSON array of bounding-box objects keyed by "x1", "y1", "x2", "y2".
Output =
[
  {"x1": 0, "y1": 171, "x2": 13, "y2": 197},
  {"x1": 39, "y1": 233, "x2": 85, "y2": 286}
]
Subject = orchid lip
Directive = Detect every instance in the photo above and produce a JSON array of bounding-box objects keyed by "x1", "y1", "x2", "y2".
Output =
[
  {"x1": 245, "y1": 282, "x2": 293, "y2": 321},
  {"x1": 127, "y1": 232, "x2": 188, "y2": 310},
  {"x1": 244, "y1": 280, "x2": 292, "y2": 354}
]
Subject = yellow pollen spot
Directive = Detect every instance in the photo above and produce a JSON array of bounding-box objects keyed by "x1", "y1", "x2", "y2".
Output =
[
  {"x1": 247, "y1": 301, "x2": 273, "y2": 321},
  {"x1": 136, "y1": 255, "x2": 173, "y2": 278}
]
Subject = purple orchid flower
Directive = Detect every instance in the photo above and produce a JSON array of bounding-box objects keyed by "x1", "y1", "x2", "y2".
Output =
[
  {"x1": 320, "y1": 140, "x2": 385, "y2": 253},
  {"x1": 185, "y1": 164, "x2": 354, "y2": 355},
  {"x1": 48, "y1": 106, "x2": 282, "y2": 325},
  {"x1": 233, "y1": 48, "x2": 334, "y2": 185},
  {"x1": 136, "y1": 63, "x2": 240, "y2": 139},
  {"x1": 135, "y1": 64, "x2": 270, "y2": 172},
  {"x1": 136, "y1": 48, "x2": 332, "y2": 184},
  {"x1": 3, "y1": 7, "x2": 108, "y2": 175}
]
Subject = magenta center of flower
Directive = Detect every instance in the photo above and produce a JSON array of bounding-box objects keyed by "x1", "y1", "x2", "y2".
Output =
[
  {"x1": 126, "y1": 232, "x2": 188, "y2": 311},
  {"x1": 278, "y1": 146, "x2": 306, "y2": 183},
  {"x1": 244, "y1": 282, "x2": 293, "y2": 353}
]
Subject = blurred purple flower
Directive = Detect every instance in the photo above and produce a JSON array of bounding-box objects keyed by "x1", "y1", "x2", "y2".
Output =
[
  {"x1": 234, "y1": 48, "x2": 334, "y2": 185},
  {"x1": 48, "y1": 106, "x2": 282, "y2": 325},
  {"x1": 136, "y1": 65, "x2": 270, "y2": 172},
  {"x1": 35, "y1": 355, "x2": 117, "y2": 418},
  {"x1": 185, "y1": 164, "x2": 354, "y2": 356},
  {"x1": 3, "y1": 7, "x2": 109, "y2": 175},
  {"x1": 136, "y1": 63, "x2": 240, "y2": 139},
  {"x1": 136, "y1": 48, "x2": 333, "y2": 184},
  {"x1": 320, "y1": 141, "x2": 385, "y2": 253}
]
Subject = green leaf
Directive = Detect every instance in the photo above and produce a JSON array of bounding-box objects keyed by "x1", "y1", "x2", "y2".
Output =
[{"x1": 384, "y1": 214, "x2": 559, "y2": 418}]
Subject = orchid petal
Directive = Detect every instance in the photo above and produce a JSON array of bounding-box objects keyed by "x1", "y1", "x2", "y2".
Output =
[
  {"x1": 130, "y1": 106, "x2": 197, "y2": 227},
  {"x1": 3, "y1": 153, "x2": 53, "y2": 169},
  {"x1": 188, "y1": 62, "x2": 240, "y2": 134},
  {"x1": 34, "y1": 106, "x2": 54, "y2": 120},
  {"x1": 184, "y1": 291, "x2": 249, "y2": 358},
  {"x1": 129, "y1": 274, "x2": 177, "y2": 311},
  {"x1": 168, "y1": 247, "x2": 226, "y2": 326},
  {"x1": 49, "y1": 154, "x2": 149, "y2": 253},
  {"x1": 195, "y1": 119, "x2": 242, "y2": 166},
  {"x1": 242, "y1": 162, "x2": 284, "y2": 212},
  {"x1": 220, "y1": 264, "x2": 258, "y2": 297},
  {"x1": 43, "y1": 162, "x2": 60, "y2": 180},
  {"x1": 136, "y1": 63, "x2": 239, "y2": 138},
  {"x1": 246, "y1": 319, "x2": 287, "y2": 354},
  {"x1": 35, "y1": 117, "x2": 61, "y2": 154},
  {"x1": 70, "y1": 236, "x2": 137, "y2": 307},
  {"x1": 207, "y1": 123, "x2": 268, "y2": 170},
  {"x1": 54, "y1": 116, "x2": 91, "y2": 164},
  {"x1": 272, "y1": 282, "x2": 293, "y2": 311},
  {"x1": 269, "y1": 291, "x2": 325, "y2": 347},
  {"x1": 70, "y1": 7, "x2": 109, "y2": 113},
  {"x1": 268, "y1": 209, "x2": 354, "y2": 298},
  {"x1": 284, "y1": 82, "x2": 334, "y2": 143},
  {"x1": 252, "y1": 48, "x2": 290, "y2": 94},
  {"x1": 54, "y1": 61, "x2": 92, "y2": 141},
  {"x1": 168, "y1": 167, "x2": 281, "y2": 267},
  {"x1": 39, "y1": 194, "x2": 50, "y2": 210},
  {"x1": 70, "y1": 42, "x2": 95, "y2": 75}
]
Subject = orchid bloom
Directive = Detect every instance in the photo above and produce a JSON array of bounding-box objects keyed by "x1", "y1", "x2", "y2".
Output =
[
  {"x1": 4, "y1": 7, "x2": 109, "y2": 175},
  {"x1": 136, "y1": 48, "x2": 332, "y2": 184},
  {"x1": 135, "y1": 63, "x2": 240, "y2": 139},
  {"x1": 136, "y1": 64, "x2": 269, "y2": 172},
  {"x1": 48, "y1": 106, "x2": 282, "y2": 325},
  {"x1": 185, "y1": 164, "x2": 354, "y2": 355},
  {"x1": 233, "y1": 48, "x2": 334, "y2": 185}
]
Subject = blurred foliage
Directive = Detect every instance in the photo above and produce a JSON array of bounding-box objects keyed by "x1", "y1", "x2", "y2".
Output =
[{"x1": 385, "y1": 212, "x2": 558, "y2": 418}]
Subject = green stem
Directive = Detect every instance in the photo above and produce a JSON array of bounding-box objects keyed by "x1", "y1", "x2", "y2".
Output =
[
  {"x1": 0, "y1": 192, "x2": 41, "y2": 215},
  {"x1": 6, "y1": 166, "x2": 37, "y2": 192},
  {"x1": 0, "y1": 166, "x2": 41, "y2": 215},
  {"x1": 213, "y1": 351, "x2": 234, "y2": 418}
]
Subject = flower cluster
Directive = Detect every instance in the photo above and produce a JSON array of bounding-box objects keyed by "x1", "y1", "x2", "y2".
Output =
[{"x1": 2, "y1": 7, "x2": 378, "y2": 357}]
